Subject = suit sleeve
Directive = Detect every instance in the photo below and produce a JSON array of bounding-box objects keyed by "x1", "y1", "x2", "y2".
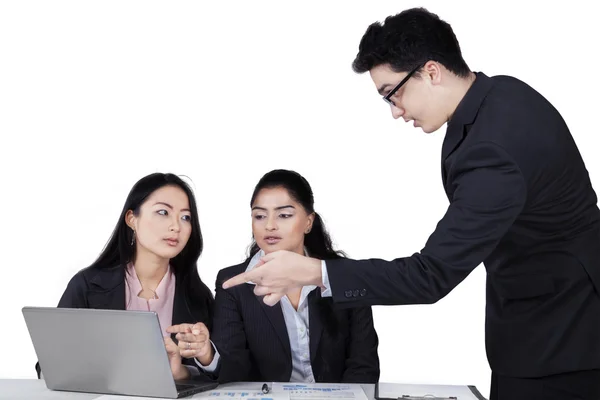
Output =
[
  {"x1": 341, "y1": 306, "x2": 380, "y2": 383},
  {"x1": 326, "y1": 142, "x2": 527, "y2": 306},
  {"x1": 211, "y1": 271, "x2": 253, "y2": 383}
]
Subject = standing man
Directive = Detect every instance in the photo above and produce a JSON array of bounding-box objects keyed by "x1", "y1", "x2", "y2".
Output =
[{"x1": 224, "y1": 8, "x2": 600, "y2": 400}]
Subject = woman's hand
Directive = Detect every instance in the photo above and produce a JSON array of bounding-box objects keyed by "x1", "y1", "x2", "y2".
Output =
[
  {"x1": 164, "y1": 336, "x2": 190, "y2": 380},
  {"x1": 166, "y1": 322, "x2": 215, "y2": 366}
]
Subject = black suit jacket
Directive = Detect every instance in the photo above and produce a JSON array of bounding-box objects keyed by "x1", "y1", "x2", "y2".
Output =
[
  {"x1": 213, "y1": 262, "x2": 379, "y2": 383},
  {"x1": 326, "y1": 72, "x2": 600, "y2": 378},
  {"x1": 36, "y1": 265, "x2": 212, "y2": 379}
]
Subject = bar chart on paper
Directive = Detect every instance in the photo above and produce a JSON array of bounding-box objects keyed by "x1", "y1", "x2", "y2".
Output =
[
  {"x1": 273, "y1": 383, "x2": 368, "y2": 400},
  {"x1": 97, "y1": 391, "x2": 289, "y2": 400},
  {"x1": 200, "y1": 390, "x2": 290, "y2": 400}
]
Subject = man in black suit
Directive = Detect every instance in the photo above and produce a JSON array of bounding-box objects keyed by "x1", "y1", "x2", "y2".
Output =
[{"x1": 224, "y1": 7, "x2": 600, "y2": 400}]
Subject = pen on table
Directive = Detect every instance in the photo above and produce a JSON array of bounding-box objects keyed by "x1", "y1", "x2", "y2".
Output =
[{"x1": 262, "y1": 383, "x2": 270, "y2": 394}]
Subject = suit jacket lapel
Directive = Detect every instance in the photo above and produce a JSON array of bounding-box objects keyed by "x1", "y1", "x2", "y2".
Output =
[
  {"x1": 248, "y1": 284, "x2": 292, "y2": 358},
  {"x1": 308, "y1": 289, "x2": 324, "y2": 363},
  {"x1": 171, "y1": 278, "x2": 193, "y2": 325},
  {"x1": 441, "y1": 72, "x2": 495, "y2": 187},
  {"x1": 169, "y1": 278, "x2": 195, "y2": 342},
  {"x1": 441, "y1": 121, "x2": 465, "y2": 187}
]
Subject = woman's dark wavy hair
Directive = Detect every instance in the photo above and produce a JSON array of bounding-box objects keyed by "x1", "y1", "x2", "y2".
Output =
[
  {"x1": 247, "y1": 169, "x2": 346, "y2": 335},
  {"x1": 88, "y1": 173, "x2": 214, "y2": 328}
]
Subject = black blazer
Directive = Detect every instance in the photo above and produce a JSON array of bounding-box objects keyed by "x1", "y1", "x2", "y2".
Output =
[
  {"x1": 325, "y1": 72, "x2": 600, "y2": 378},
  {"x1": 212, "y1": 262, "x2": 379, "y2": 383},
  {"x1": 36, "y1": 265, "x2": 212, "y2": 379}
]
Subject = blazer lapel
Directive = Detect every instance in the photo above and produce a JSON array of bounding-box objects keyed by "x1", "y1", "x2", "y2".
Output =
[
  {"x1": 441, "y1": 122, "x2": 466, "y2": 188},
  {"x1": 171, "y1": 279, "x2": 193, "y2": 326},
  {"x1": 249, "y1": 284, "x2": 292, "y2": 358},
  {"x1": 441, "y1": 72, "x2": 495, "y2": 186},
  {"x1": 308, "y1": 289, "x2": 324, "y2": 363},
  {"x1": 169, "y1": 278, "x2": 194, "y2": 342}
]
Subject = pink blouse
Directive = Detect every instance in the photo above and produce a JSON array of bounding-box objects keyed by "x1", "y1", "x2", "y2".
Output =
[{"x1": 125, "y1": 263, "x2": 176, "y2": 337}]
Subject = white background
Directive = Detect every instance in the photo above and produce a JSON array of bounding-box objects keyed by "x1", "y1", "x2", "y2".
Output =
[{"x1": 1, "y1": 1, "x2": 599, "y2": 397}]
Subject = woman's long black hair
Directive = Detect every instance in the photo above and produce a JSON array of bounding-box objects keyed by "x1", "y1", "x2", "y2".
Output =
[{"x1": 88, "y1": 173, "x2": 213, "y2": 327}]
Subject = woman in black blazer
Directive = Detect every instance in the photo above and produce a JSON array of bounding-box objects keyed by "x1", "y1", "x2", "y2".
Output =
[
  {"x1": 37, "y1": 173, "x2": 214, "y2": 381},
  {"x1": 185, "y1": 169, "x2": 379, "y2": 383}
]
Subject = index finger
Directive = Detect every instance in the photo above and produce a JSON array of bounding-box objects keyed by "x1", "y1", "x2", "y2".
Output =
[
  {"x1": 166, "y1": 323, "x2": 193, "y2": 334},
  {"x1": 222, "y1": 271, "x2": 254, "y2": 289}
]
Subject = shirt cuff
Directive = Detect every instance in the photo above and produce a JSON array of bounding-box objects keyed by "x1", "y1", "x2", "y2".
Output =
[
  {"x1": 320, "y1": 260, "x2": 332, "y2": 297},
  {"x1": 193, "y1": 341, "x2": 220, "y2": 373}
]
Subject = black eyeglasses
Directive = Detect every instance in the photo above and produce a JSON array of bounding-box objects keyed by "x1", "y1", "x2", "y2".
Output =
[{"x1": 382, "y1": 63, "x2": 424, "y2": 107}]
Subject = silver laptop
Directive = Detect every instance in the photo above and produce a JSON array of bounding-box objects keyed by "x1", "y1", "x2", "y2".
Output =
[{"x1": 22, "y1": 306, "x2": 218, "y2": 398}]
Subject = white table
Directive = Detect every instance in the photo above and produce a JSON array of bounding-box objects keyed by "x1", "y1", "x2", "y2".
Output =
[
  {"x1": 0, "y1": 380, "x2": 485, "y2": 400},
  {"x1": 1, "y1": 381, "x2": 275, "y2": 399},
  {"x1": 0, "y1": 379, "x2": 99, "y2": 399}
]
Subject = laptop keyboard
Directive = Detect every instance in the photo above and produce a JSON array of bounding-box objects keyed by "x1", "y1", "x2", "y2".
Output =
[
  {"x1": 176, "y1": 381, "x2": 218, "y2": 398},
  {"x1": 176, "y1": 383, "x2": 197, "y2": 391}
]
